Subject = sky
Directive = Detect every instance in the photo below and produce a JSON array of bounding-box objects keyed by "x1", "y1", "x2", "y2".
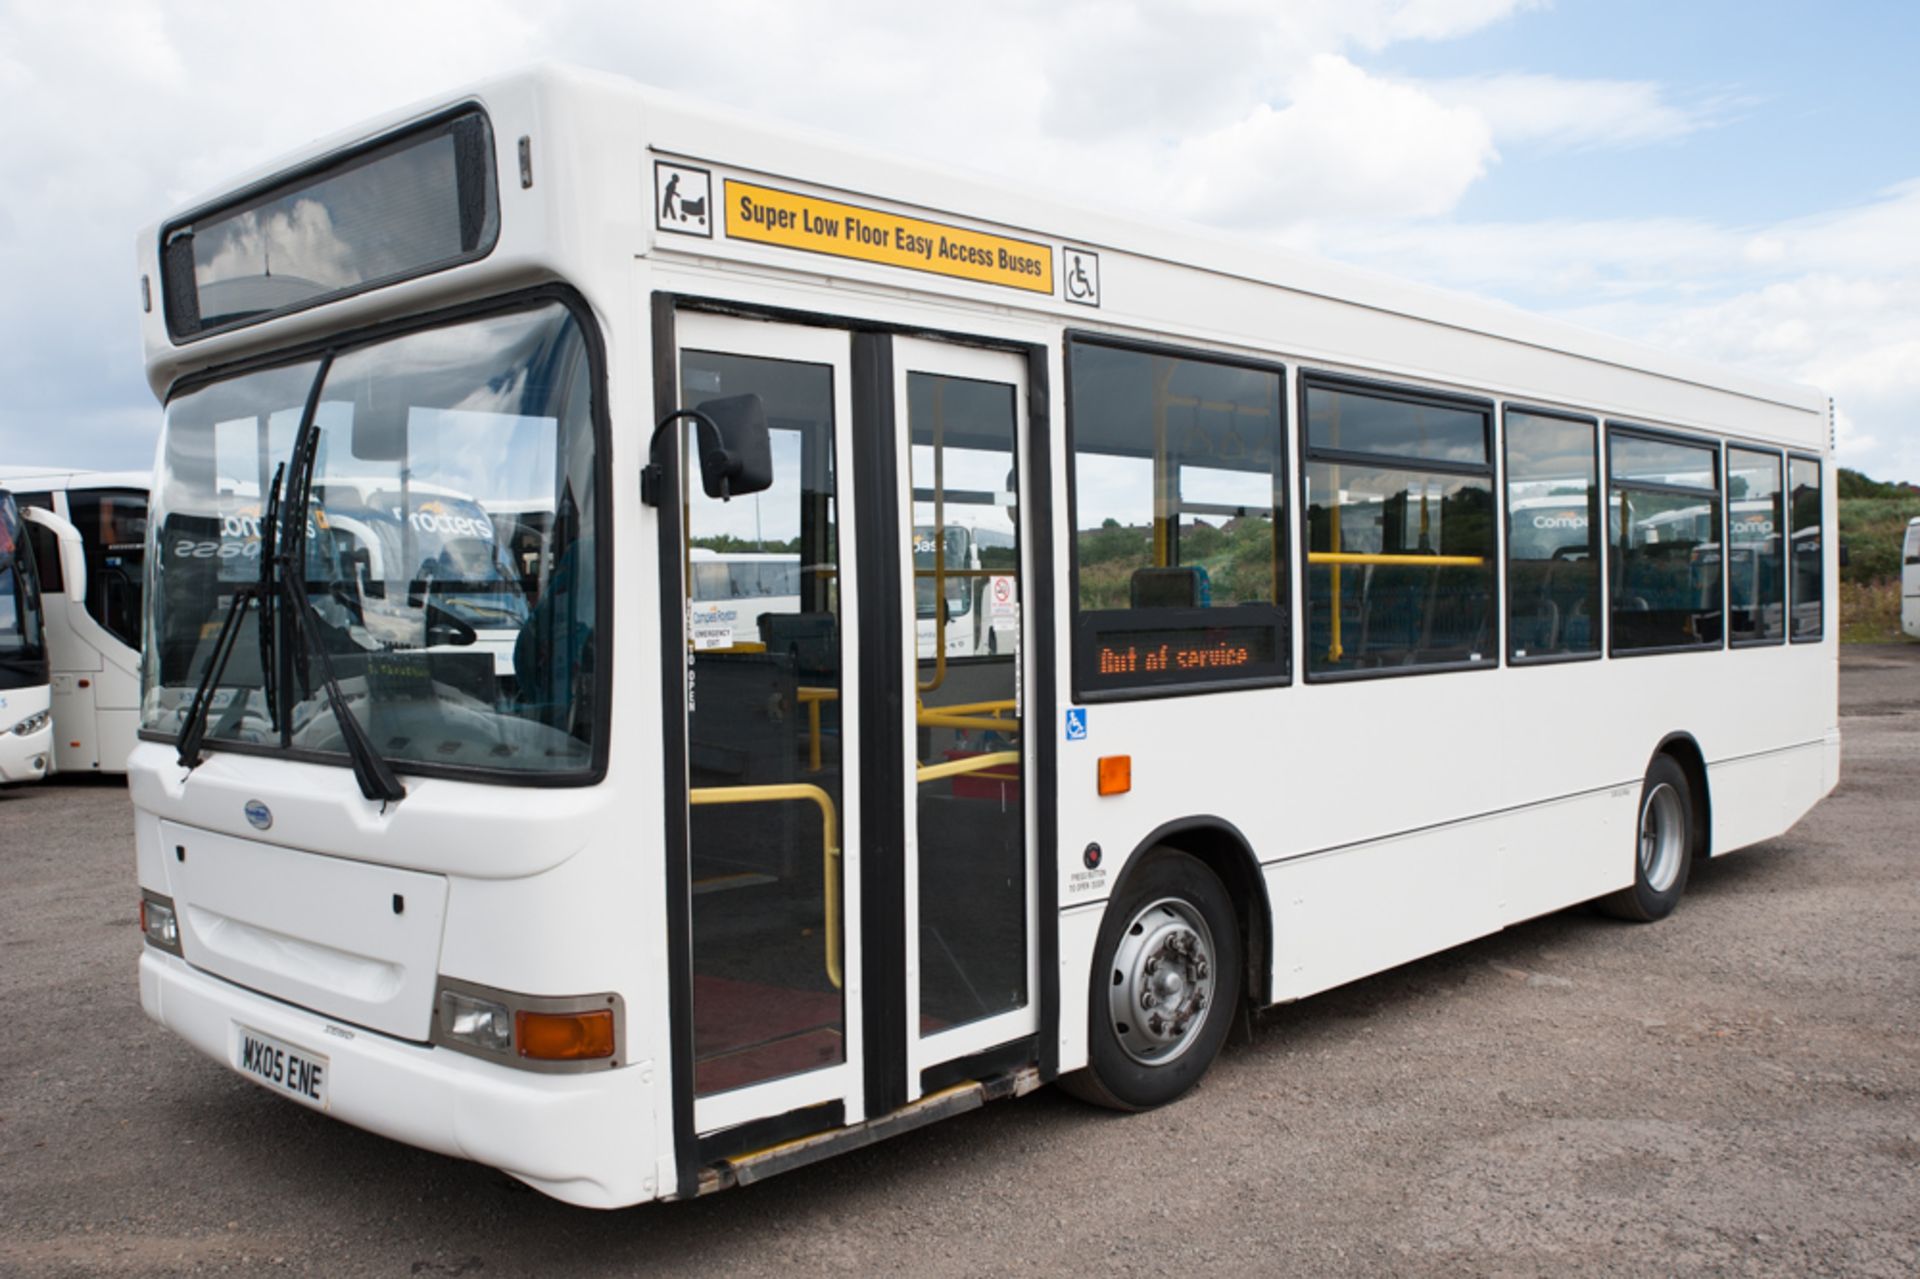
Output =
[{"x1": 0, "y1": 0, "x2": 1916, "y2": 482}]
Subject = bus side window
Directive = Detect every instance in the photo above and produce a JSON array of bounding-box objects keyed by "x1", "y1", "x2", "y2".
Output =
[
  {"x1": 24, "y1": 520, "x2": 62, "y2": 595},
  {"x1": 1788, "y1": 456, "x2": 1823, "y2": 642},
  {"x1": 1303, "y1": 380, "x2": 1496, "y2": 675},
  {"x1": 1504, "y1": 409, "x2": 1600, "y2": 661}
]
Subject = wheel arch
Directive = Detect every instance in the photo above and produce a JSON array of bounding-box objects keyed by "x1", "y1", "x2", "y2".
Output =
[
  {"x1": 1112, "y1": 816, "x2": 1272, "y2": 1008},
  {"x1": 1651, "y1": 732, "x2": 1712, "y2": 859}
]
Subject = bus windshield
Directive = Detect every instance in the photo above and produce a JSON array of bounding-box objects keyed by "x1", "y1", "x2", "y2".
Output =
[
  {"x1": 0, "y1": 492, "x2": 48, "y2": 689},
  {"x1": 145, "y1": 300, "x2": 601, "y2": 778},
  {"x1": 313, "y1": 483, "x2": 533, "y2": 666}
]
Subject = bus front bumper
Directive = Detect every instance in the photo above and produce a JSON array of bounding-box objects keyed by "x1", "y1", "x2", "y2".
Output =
[
  {"x1": 0, "y1": 723, "x2": 51, "y2": 783},
  {"x1": 138, "y1": 949, "x2": 661, "y2": 1208}
]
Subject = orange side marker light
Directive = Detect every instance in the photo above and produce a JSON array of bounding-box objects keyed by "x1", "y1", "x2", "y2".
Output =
[
  {"x1": 516, "y1": 1008, "x2": 615, "y2": 1061},
  {"x1": 1097, "y1": 754, "x2": 1132, "y2": 796}
]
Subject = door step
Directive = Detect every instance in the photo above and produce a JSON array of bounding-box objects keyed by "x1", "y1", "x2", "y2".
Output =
[{"x1": 698, "y1": 1066, "x2": 1042, "y2": 1194}]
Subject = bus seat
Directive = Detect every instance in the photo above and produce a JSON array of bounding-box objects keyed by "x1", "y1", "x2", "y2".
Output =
[
  {"x1": 1129, "y1": 565, "x2": 1208, "y2": 608},
  {"x1": 760, "y1": 611, "x2": 837, "y2": 675}
]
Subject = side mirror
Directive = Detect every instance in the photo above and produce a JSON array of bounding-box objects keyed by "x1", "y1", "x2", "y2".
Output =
[
  {"x1": 642, "y1": 394, "x2": 773, "y2": 506},
  {"x1": 691, "y1": 394, "x2": 772, "y2": 501}
]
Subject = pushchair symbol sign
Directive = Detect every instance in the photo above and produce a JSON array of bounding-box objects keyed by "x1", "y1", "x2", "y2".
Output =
[{"x1": 654, "y1": 162, "x2": 713, "y2": 239}]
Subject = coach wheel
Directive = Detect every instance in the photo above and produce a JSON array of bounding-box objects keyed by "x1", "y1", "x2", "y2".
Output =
[
  {"x1": 1600, "y1": 754, "x2": 1694, "y2": 922},
  {"x1": 1061, "y1": 849, "x2": 1242, "y2": 1111}
]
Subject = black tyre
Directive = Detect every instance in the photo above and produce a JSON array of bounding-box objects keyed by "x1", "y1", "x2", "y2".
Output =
[
  {"x1": 1060, "y1": 850, "x2": 1242, "y2": 1111},
  {"x1": 1599, "y1": 754, "x2": 1694, "y2": 922}
]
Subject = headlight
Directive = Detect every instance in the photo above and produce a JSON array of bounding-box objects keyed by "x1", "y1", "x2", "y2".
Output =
[
  {"x1": 440, "y1": 988, "x2": 514, "y2": 1054},
  {"x1": 140, "y1": 891, "x2": 183, "y2": 955},
  {"x1": 11, "y1": 710, "x2": 49, "y2": 736},
  {"x1": 432, "y1": 977, "x2": 622, "y2": 1072}
]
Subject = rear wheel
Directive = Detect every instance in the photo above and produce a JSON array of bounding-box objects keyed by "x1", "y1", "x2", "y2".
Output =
[
  {"x1": 1600, "y1": 755, "x2": 1694, "y2": 922},
  {"x1": 1061, "y1": 850, "x2": 1242, "y2": 1111}
]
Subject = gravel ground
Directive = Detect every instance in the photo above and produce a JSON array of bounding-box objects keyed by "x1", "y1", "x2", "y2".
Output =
[{"x1": 1, "y1": 647, "x2": 1915, "y2": 1277}]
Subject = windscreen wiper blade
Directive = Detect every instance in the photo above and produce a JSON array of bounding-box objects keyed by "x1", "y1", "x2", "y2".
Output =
[
  {"x1": 256, "y1": 461, "x2": 285, "y2": 733},
  {"x1": 277, "y1": 570, "x2": 405, "y2": 804},
  {"x1": 173, "y1": 580, "x2": 262, "y2": 771},
  {"x1": 277, "y1": 376, "x2": 406, "y2": 806}
]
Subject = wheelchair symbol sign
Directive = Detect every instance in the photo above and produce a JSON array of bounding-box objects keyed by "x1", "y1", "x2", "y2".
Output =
[
  {"x1": 1065, "y1": 708, "x2": 1088, "y2": 741},
  {"x1": 1062, "y1": 248, "x2": 1100, "y2": 307}
]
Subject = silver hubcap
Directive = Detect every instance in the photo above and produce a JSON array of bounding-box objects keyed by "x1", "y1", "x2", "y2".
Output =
[
  {"x1": 1639, "y1": 782, "x2": 1685, "y2": 893},
  {"x1": 1108, "y1": 897, "x2": 1216, "y2": 1066}
]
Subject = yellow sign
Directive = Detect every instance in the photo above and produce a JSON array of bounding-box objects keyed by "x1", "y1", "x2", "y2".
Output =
[{"x1": 724, "y1": 180, "x2": 1054, "y2": 295}]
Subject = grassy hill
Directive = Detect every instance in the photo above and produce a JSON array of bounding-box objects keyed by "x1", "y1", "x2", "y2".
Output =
[{"x1": 1837, "y1": 468, "x2": 1920, "y2": 643}]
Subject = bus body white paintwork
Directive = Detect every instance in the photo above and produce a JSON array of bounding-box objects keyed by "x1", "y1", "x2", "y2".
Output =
[
  {"x1": 128, "y1": 66, "x2": 1838, "y2": 1208},
  {"x1": 0, "y1": 490, "x2": 52, "y2": 783},
  {"x1": 1903, "y1": 517, "x2": 1919, "y2": 640},
  {"x1": 0, "y1": 468, "x2": 148, "y2": 774}
]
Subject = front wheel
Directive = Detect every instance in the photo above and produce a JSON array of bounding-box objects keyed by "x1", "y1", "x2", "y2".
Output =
[
  {"x1": 1061, "y1": 850, "x2": 1242, "y2": 1111},
  {"x1": 1600, "y1": 754, "x2": 1694, "y2": 922}
]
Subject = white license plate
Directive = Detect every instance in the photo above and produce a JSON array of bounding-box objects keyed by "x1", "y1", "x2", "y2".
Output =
[{"x1": 233, "y1": 1024, "x2": 330, "y2": 1111}]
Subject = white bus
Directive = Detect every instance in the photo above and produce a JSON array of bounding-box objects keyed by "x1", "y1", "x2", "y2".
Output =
[
  {"x1": 129, "y1": 67, "x2": 1838, "y2": 1208},
  {"x1": 0, "y1": 490, "x2": 53, "y2": 784},
  {"x1": 0, "y1": 468, "x2": 148, "y2": 773},
  {"x1": 1903, "y1": 517, "x2": 1920, "y2": 640}
]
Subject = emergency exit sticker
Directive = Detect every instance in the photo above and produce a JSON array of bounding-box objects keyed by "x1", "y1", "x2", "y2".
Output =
[{"x1": 725, "y1": 180, "x2": 1054, "y2": 294}]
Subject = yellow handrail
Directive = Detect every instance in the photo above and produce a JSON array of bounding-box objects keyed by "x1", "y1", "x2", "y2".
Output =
[
  {"x1": 688, "y1": 784, "x2": 842, "y2": 989},
  {"x1": 914, "y1": 696, "x2": 1019, "y2": 735},
  {"x1": 796, "y1": 686, "x2": 838, "y2": 773},
  {"x1": 917, "y1": 711, "x2": 1023, "y2": 733},
  {"x1": 916, "y1": 750, "x2": 1021, "y2": 784},
  {"x1": 1309, "y1": 552, "x2": 1487, "y2": 567},
  {"x1": 932, "y1": 698, "x2": 1017, "y2": 717},
  {"x1": 1312, "y1": 550, "x2": 1489, "y2": 661}
]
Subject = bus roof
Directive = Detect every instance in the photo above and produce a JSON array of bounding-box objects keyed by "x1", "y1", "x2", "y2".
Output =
[{"x1": 0, "y1": 466, "x2": 151, "y2": 493}]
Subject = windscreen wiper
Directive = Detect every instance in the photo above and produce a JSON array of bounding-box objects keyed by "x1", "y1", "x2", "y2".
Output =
[
  {"x1": 278, "y1": 378, "x2": 406, "y2": 806},
  {"x1": 174, "y1": 465, "x2": 285, "y2": 769},
  {"x1": 255, "y1": 461, "x2": 284, "y2": 733},
  {"x1": 173, "y1": 581, "x2": 264, "y2": 770}
]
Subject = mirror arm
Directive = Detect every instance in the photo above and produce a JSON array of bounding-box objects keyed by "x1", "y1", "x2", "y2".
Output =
[{"x1": 642, "y1": 408, "x2": 723, "y2": 507}]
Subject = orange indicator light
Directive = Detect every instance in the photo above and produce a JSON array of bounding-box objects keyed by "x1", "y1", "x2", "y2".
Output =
[
  {"x1": 1097, "y1": 755, "x2": 1132, "y2": 796},
  {"x1": 516, "y1": 1008, "x2": 616, "y2": 1061}
]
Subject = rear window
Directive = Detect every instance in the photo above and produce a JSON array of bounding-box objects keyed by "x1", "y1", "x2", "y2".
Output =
[{"x1": 162, "y1": 109, "x2": 498, "y2": 340}]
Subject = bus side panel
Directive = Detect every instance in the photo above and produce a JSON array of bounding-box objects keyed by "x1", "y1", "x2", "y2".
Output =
[
  {"x1": 1055, "y1": 903, "x2": 1104, "y2": 1074},
  {"x1": 1496, "y1": 787, "x2": 1638, "y2": 923},
  {"x1": 1705, "y1": 742, "x2": 1832, "y2": 858},
  {"x1": 1266, "y1": 821, "x2": 1504, "y2": 1005},
  {"x1": 49, "y1": 673, "x2": 99, "y2": 771},
  {"x1": 98, "y1": 706, "x2": 140, "y2": 773}
]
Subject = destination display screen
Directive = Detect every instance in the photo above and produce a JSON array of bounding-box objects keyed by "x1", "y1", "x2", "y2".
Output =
[
  {"x1": 162, "y1": 110, "x2": 498, "y2": 340},
  {"x1": 1080, "y1": 616, "x2": 1283, "y2": 694}
]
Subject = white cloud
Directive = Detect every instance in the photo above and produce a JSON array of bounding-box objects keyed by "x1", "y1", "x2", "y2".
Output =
[
  {"x1": 1376, "y1": 0, "x2": 1547, "y2": 44},
  {"x1": 1162, "y1": 55, "x2": 1496, "y2": 224},
  {"x1": 1298, "y1": 181, "x2": 1920, "y2": 480},
  {"x1": 1426, "y1": 73, "x2": 1712, "y2": 150}
]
